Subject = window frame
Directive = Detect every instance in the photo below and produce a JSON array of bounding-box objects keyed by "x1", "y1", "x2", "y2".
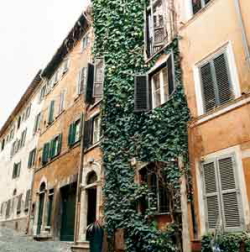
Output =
[
  {"x1": 194, "y1": 42, "x2": 241, "y2": 116},
  {"x1": 201, "y1": 153, "x2": 244, "y2": 232},
  {"x1": 82, "y1": 32, "x2": 89, "y2": 52},
  {"x1": 139, "y1": 163, "x2": 170, "y2": 215},
  {"x1": 12, "y1": 162, "x2": 21, "y2": 179}
]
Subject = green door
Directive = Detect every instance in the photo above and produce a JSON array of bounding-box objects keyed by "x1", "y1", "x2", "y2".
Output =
[
  {"x1": 60, "y1": 184, "x2": 76, "y2": 241},
  {"x1": 37, "y1": 193, "x2": 45, "y2": 235}
]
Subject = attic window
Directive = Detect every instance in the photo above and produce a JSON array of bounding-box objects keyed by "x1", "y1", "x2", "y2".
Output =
[{"x1": 192, "y1": 0, "x2": 211, "y2": 15}]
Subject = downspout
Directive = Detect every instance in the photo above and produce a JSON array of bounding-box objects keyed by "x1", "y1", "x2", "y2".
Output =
[
  {"x1": 74, "y1": 112, "x2": 86, "y2": 243},
  {"x1": 234, "y1": 0, "x2": 250, "y2": 68}
]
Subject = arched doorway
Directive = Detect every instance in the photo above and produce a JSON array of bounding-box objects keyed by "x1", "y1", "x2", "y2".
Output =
[
  {"x1": 86, "y1": 171, "x2": 97, "y2": 226},
  {"x1": 37, "y1": 182, "x2": 46, "y2": 235}
]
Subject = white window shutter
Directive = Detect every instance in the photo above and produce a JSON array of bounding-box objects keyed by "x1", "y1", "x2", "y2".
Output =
[
  {"x1": 218, "y1": 156, "x2": 242, "y2": 231},
  {"x1": 202, "y1": 160, "x2": 221, "y2": 230}
]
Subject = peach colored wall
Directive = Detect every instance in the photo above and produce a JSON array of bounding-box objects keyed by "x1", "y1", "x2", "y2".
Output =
[{"x1": 179, "y1": 0, "x2": 250, "y2": 240}]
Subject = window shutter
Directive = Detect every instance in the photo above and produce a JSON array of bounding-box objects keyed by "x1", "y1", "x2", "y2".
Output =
[
  {"x1": 85, "y1": 63, "x2": 94, "y2": 103},
  {"x1": 200, "y1": 62, "x2": 217, "y2": 112},
  {"x1": 48, "y1": 100, "x2": 55, "y2": 124},
  {"x1": 17, "y1": 194, "x2": 22, "y2": 213},
  {"x1": 57, "y1": 134, "x2": 63, "y2": 155},
  {"x1": 78, "y1": 68, "x2": 86, "y2": 94},
  {"x1": 167, "y1": 54, "x2": 175, "y2": 96},
  {"x1": 28, "y1": 151, "x2": 32, "y2": 168},
  {"x1": 202, "y1": 161, "x2": 221, "y2": 230},
  {"x1": 25, "y1": 190, "x2": 31, "y2": 210},
  {"x1": 68, "y1": 124, "x2": 74, "y2": 146},
  {"x1": 50, "y1": 139, "x2": 55, "y2": 158},
  {"x1": 218, "y1": 156, "x2": 242, "y2": 230},
  {"x1": 17, "y1": 162, "x2": 21, "y2": 177},
  {"x1": 145, "y1": 10, "x2": 152, "y2": 58},
  {"x1": 134, "y1": 75, "x2": 150, "y2": 112},
  {"x1": 83, "y1": 119, "x2": 93, "y2": 149},
  {"x1": 42, "y1": 143, "x2": 50, "y2": 164},
  {"x1": 213, "y1": 53, "x2": 233, "y2": 106}
]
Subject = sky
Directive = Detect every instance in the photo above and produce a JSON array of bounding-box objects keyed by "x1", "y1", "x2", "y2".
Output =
[{"x1": 0, "y1": 0, "x2": 90, "y2": 128}]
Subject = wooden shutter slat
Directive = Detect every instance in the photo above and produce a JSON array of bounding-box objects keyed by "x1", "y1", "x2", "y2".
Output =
[
  {"x1": 218, "y1": 156, "x2": 241, "y2": 230},
  {"x1": 200, "y1": 62, "x2": 217, "y2": 112},
  {"x1": 85, "y1": 63, "x2": 94, "y2": 103},
  {"x1": 203, "y1": 161, "x2": 220, "y2": 229},
  {"x1": 213, "y1": 53, "x2": 233, "y2": 106},
  {"x1": 134, "y1": 75, "x2": 150, "y2": 112}
]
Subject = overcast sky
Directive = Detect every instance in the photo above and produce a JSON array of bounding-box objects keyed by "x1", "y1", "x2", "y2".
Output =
[{"x1": 0, "y1": 0, "x2": 90, "y2": 128}]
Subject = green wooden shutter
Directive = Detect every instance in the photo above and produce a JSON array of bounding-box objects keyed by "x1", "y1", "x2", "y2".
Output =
[
  {"x1": 57, "y1": 134, "x2": 63, "y2": 155},
  {"x1": 213, "y1": 53, "x2": 233, "y2": 106},
  {"x1": 167, "y1": 53, "x2": 175, "y2": 96},
  {"x1": 42, "y1": 143, "x2": 50, "y2": 164},
  {"x1": 218, "y1": 156, "x2": 242, "y2": 231},
  {"x1": 85, "y1": 63, "x2": 95, "y2": 103},
  {"x1": 200, "y1": 62, "x2": 217, "y2": 112},
  {"x1": 68, "y1": 124, "x2": 74, "y2": 146},
  {"x1": 50, "y1": 139, "x2": 55, "y2": 158},
  {"x1": 48, "y1": 100, "x2": 55, "y2": 124},
  {"x1": 134, "y1": 75, "x2": 150, "y2": 112},
  {"x1": 202, "y1": 160, "x2": 221, "y2": 230}
]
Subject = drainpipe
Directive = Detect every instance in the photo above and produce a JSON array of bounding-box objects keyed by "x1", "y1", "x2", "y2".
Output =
[
  {"x1": 234, "y1": 0, "x2": 250, "y2": 68},
  {"x1": 74, "y1": 112, "x2": 86, "y2": 244}
]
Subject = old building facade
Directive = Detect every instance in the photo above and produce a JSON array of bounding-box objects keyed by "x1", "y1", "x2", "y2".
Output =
[
  {"x1": 178, "y1": 0, "x2": 250, "y2": 250},
  {"x1": 0, "y1": 72, "x2": 43, "y2": 233},
  {"x1": 0, "y1": 0, "x2": 250, "y2": 251}
]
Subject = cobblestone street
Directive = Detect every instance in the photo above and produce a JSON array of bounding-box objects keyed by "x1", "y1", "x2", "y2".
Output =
[{"x1": 0, "y1": 227, "x2": 71, "y2": 252}]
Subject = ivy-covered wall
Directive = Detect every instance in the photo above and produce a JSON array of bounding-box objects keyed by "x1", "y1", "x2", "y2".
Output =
[{"x1": 92, "y1": 0, "x2": 190, "y2": 251}]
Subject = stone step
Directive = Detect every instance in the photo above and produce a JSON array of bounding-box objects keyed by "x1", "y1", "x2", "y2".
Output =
[{"x1": 71, "y1": 241, "x2": 90, "y2": 252}]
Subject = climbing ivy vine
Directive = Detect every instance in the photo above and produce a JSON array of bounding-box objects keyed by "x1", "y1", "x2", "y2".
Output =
[{"x1": 92, "y1": 0, "x2": 190, "y2": 251}]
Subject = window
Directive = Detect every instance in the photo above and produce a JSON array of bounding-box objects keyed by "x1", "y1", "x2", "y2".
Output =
[
  {"x1": 68, "y1": 119, "x2": 82, "y2": 147},
  {"x1": 84, "y1": 115, "x2": 102, "y2": 149},
  {"x1": 42, "y1": 134, "x2": 62, "y2": 165},
  {"x1": 139, "y1": 163, "x2": 169, "y2": 214},
  {"x1": 78, "y1": 67, "x2": 87, "y2": 94},
  {"x1": 25, "y1": 104, "x2": 31, "y2": 120},
  {"x1": 33, "y1": 113, "x2": 41, "y2": 134},
  {"x1": 50, "y1": 134, "x2": 62, "y2": 159},
  {"x1": 192, "y1": 0, "x2": 210, "y2": 15},
  {"x1": 12, "y1": 162, "x2": 21, "y2": 179},
  {"x1": 10, "y1": 127, "x2": 15, "y2": 140},
  {"x1": 202, "y1": 154, "x2": 243, "y2": 231},
  {"x1": 6, "y1": 200, "x2": 11, "y2": 218},
  {"x1": 47, "y1": 189, "x2": 54, "y2": 226},
  {"x1": 85, "y1": 59, "x2": 105, "y2": 104},
  {"x1": 62, "y1": 59, "x2": 70, "y2": 76},
  {"x1": 58, "y1": 90, "x2": 65, "y2": 114},
  {"x1": 17, "y1": 116, "x2": 21, "y2": 129},
  {"x1": 199, "y1": 51, "x2": 234, "y2": 113},
  {"x1": 48, "y1": 100, "x2": 55, "y2": 124},
  {"x1": 134, "y1": 53, "x2": 175, "y2": 112},
  {"x1": 17, "y1": 194, "x2": 22, "y2": 214},
  {"x1": 82, "y1": 33, "x2": 89, "y2": 51},
  {"x1": 24, "y1": 189, "x2": 31, "y2": 211},
  {"x1": 28, "y1": 148, "x2": 36, "y2": 168},
  {"x1": 20, "y1": 128, "x2": 27, "y2": 148},
  {"x1": 145, "y1": 0, "x2": 174, "y2": 57},
  {"x1": 39, "y1": 85, "x2": 46, "y2": 102},
  {"x1": 1, "y1": 139, "x2": 5, "y2": 151},
  {"x1": 93, "y1": 116, "x2": 102, "y2": 144}
]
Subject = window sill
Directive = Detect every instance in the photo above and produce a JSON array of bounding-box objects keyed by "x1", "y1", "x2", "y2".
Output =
[
  {"x1": 190, "y1": 94, "x2": 250, "y2": 127},
  {"x1": 89, "y1": 98, "x2": 103, "y2": 111},
  {"x1": 84, "y1": 140, "x2": 102, "y2": 153},
  {"x1": 179, "y1": 0, "x2": 215, "y2": 31}
]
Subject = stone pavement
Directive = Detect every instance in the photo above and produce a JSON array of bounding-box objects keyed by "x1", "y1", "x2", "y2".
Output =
[{"x1": 0, "y1": 227, "x2": 71, "y2": 252}]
